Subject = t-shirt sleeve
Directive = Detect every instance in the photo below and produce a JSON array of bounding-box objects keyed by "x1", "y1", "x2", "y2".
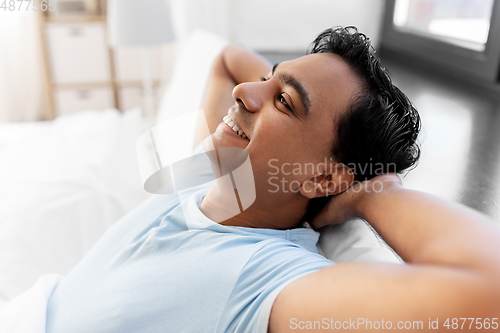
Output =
[{"x1": 216, "y1": 240, "x2": 334, "y2": 333}]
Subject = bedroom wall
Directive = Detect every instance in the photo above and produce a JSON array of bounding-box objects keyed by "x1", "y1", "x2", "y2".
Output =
[
  {"x1": 235, "y1": 0, "x2": 386, "y2": 51},
  {"x1": 171, "y1": 0, "x2": 387, "y2": 51}
]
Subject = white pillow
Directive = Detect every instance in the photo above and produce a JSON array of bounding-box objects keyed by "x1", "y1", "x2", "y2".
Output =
[
  {"x1": 0, "y1": 109, "x2": 150, "y2": 306},
  {"x1": 319, "y1": 218, "x2": 403, "y2": 263},
  {"x1": 156, "y1": 30, "x2": 228, "y2": 126}
]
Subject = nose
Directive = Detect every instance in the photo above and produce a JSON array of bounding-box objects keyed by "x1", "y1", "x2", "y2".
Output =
[{"x1": 232, "y1": 81, "x2": 272, "y2": 112}]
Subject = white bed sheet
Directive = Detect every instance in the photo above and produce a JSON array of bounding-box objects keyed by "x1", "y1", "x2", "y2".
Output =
[{"x1": 0, "y1": 109, "x2": 150, "y2": 307}]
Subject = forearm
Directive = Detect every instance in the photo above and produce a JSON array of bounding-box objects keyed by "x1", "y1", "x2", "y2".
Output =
[
  {"x1": 358, "y1": 186, "x2": 500, "y2": 274},
  {"x1": 220, "y1": 44, "x2": 272, "y2": 84},
  {"x1": 197, "y1": 44, "x2": 272, "y2": 142}
]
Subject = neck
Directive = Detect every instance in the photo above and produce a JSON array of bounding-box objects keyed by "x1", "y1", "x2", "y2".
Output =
[{"x1": 199, "y1": 181, "x2": 310, "y2": 230}]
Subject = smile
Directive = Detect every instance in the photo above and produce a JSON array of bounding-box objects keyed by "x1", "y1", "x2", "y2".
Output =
[{"x1": 223, "y1": 115, "x2": 249, "y2": 140}]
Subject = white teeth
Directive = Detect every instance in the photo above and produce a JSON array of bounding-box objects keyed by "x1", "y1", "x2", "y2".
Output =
[{"x1": 223, "y1": 114, "x2": 249, "y2": 140}]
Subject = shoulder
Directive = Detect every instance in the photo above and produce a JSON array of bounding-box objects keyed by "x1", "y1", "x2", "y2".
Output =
[
  {"x1": 218, "y1": 238, "x2": 333, "y2": 332},
  {"x1": 245, "y1": 238, "x2": 333, "y2": 274}
]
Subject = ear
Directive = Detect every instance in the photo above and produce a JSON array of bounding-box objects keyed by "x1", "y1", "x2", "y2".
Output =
[{"x1": 299, "y1": 163, "x2": 354, "y2": 199}]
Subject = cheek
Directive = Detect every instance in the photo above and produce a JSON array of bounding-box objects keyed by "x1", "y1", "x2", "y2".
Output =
[
  {"x1": 250, "y1": 125, "x2": 309, "y2": 178},
  {"x1": 245, "y1": 115, "x2": 298, "y2": 179},
  {"x1": 247, "y1": 113, "x2": 291, "y2": 153},
  {"x1": 245, "y1": 113, "x2": 331, "y2": 177}
]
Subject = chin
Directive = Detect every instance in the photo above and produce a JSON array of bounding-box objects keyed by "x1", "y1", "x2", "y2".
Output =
[{"x1": 202, "y1": 133, "x2": 253, "y2": 179}]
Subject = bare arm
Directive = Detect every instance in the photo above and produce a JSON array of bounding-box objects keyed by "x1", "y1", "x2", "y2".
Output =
[
  {"x1": 269, "y1": 175, "x2": 500, "y2": 332},
  {"x1": 193, "y1": 44, "x2": 272, "y2": 147}
]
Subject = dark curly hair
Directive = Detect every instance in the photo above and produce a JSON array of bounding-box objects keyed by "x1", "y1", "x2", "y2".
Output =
[{"x1": 303, "y1": 26, "x2": 421, "y2": 222}]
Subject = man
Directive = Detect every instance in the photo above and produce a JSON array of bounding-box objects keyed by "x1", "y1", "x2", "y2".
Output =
[{"x1": 45, "y1": 27, "x2": 500, "y2": 332}]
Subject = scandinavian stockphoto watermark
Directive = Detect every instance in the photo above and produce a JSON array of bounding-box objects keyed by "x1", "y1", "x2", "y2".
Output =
[
  {"x1": 267, "y1": 158, "x2": 397, "y2": 195},
  {"x1": 136, "y1": 109, "x2": 257, "y2": 223}
]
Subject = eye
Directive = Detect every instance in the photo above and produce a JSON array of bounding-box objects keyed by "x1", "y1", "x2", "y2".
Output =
[
  {"x1": 279, "y1": 94, "x2": 290, "y2": 109},
  {"x1": 260, "y1": 76, "x2": 267, "y2": 82}
]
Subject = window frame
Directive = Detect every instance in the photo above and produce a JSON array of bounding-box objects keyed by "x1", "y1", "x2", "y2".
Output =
[{"x1": 381, "y1": 0, "x2": 500, "y2": 83}]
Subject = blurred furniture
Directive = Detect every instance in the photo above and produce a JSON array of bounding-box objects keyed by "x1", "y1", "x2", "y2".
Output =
[
  {"x1": 38, "y1": 0, "x2": 163, "y2": 119},
  {"x1": 107, "y1": 0, "x2": 175, "y2": 119}
]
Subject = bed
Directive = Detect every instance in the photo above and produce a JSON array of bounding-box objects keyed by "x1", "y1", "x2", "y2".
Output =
[{"x1": 0, "y1": 31, "x2": 399, "y2": 325}]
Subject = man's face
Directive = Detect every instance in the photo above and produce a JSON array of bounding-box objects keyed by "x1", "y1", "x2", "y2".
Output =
[{"x1": 208, "y1": 53, "x2": 363, "y2": 198}]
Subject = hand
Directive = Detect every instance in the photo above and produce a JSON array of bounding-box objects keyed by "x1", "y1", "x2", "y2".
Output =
[{"x1": 310, "y1": 173, "x2": 403, "y2": 229}]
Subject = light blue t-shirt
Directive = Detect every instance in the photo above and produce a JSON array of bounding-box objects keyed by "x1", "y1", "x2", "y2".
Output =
[{"x1": 46, "y1": 174, "x2": 334, "y2": 333}]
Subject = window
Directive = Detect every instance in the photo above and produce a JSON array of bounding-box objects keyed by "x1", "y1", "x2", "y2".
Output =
[{"x1": 381, "y1": 0, "x2": 500, "y2": 82}]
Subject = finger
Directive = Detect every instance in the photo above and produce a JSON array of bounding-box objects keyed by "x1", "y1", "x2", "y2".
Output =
[{"x1": 310, "y1": 195, "x2": 344, "y2": 228}]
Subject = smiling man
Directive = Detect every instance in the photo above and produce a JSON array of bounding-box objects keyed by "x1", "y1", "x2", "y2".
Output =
[
  {"x1": 44, "y1": 27, "x2": 500, "y2": 333},
  {"x1": 198, "y1": 49, "x2": 364, "y2": 231}
]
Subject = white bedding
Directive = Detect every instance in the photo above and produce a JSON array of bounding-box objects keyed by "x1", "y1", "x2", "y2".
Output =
[
  {"x1": 0, "y1": 109, "x2": 150, "y2": 307},
  {"x1": 0, "y1": 274, "x2": 62, "y2": 333}
]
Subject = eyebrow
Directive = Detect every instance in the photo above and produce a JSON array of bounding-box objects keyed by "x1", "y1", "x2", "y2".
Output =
[{"x1": 272, "y1": 63, "x2": 311, "y2": 115}]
